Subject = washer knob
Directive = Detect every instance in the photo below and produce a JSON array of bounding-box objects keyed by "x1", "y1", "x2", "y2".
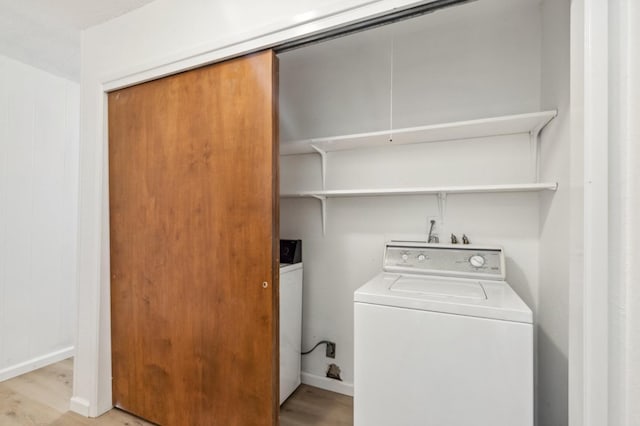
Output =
[
  {"x1": 401, "y1": 254, "x2": 409, "y2": 261},
  {"x1": 469, "y1": 255, "x2": 485, "y2": 268},
  {"x1": 417, "y1": 254, "x2": 426, "y2": 261}
]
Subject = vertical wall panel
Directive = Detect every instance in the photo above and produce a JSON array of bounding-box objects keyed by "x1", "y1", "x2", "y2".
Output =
[{"x1": 0, "y1": 55, "x2": 79, "y2": 380}]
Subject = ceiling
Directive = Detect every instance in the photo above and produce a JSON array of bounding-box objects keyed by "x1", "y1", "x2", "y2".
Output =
[{"x1": 0, "y1": 0, "x2": 157, "y2": 81}]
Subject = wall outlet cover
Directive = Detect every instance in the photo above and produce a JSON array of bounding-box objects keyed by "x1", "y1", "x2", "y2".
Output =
[{"x1": 326, "y1": 342, "x2": 336, "y2": 359}]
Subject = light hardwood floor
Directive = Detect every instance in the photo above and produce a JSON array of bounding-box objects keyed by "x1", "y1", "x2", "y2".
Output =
[{"x1": 0, "y1": 359, "x2": 353, "y2": 425}]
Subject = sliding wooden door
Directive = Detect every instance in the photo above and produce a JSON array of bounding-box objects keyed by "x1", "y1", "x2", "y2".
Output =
[{"x1": 108, "y1": 51, "x2": 279, "y2": 426}]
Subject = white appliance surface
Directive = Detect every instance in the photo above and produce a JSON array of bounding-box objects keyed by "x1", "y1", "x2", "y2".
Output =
[
  {"x1": 355, "y1": 273, "x2": 532, "y2": 323},
  {"x1": 354, "y1": 243, "x2": 533, "y2": 426},
  {"x1": 279, "y1": 262, "x2": 303, "y2": 404}
]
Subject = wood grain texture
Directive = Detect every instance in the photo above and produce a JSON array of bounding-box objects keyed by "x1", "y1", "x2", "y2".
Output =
[
  {"x1": 0, "y1": 361, "x2": 353, "y2": 425},
  {"x1": 108, "y1": 50, "x2": 279, "y2": 426}
]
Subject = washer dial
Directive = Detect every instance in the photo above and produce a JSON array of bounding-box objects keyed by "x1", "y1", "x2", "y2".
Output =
[{"x1": 469, "y1": 255, "x2": 486, "y2": 268}]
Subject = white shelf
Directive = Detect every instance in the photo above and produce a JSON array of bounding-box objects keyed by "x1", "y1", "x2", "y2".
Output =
[
  {"x1": 281, "y1": 183, "x2": 558, "y2": 199},
  {"x1": 282, "y1": 182, "x2": 557, "y2": 235},
  {"x1": 279, "y1": 110, "x2": 559, "y2": 235},
  {"x1": 280, "y1": 110, "x2": 558, "y2": 155}
]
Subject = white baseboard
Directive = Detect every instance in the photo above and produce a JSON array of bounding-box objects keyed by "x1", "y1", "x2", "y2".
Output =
[
  {"x1": 301, "y1": 371, "x2": 354, "y2": 397},
  {"x1": 0, "y1": 346, "x2": 75, "y2": 382},
  {"x1": 70, "y1": 396, "x2": 91, "y2": 417}
]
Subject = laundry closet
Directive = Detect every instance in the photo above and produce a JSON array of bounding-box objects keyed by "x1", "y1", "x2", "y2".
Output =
[
  {"x1": 88, "y1": 0, "x2": 572, "y2": 424},
  {"x1": 277, "y1": 0, "x2": 569, "y2": 424}
]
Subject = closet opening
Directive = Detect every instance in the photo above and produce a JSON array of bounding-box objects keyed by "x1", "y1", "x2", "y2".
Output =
[{"x1": 276, "y1": 0, "x2": 569, "y2": 425}]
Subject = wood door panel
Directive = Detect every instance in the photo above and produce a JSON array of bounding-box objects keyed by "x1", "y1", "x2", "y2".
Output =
[{"x1": 109, "y1": 51, "x2": 279, "y2": 426}]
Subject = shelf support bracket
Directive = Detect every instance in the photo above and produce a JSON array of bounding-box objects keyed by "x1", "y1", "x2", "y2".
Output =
[
  {"x1": 310, "y1": 144, "x2": 327, "y2": 190},
  {"x1": 529, "y1": 130, "x2": 540, "y2": 183},
  {"x1": 311, "y1": 195, "x2": 327, "y2": 236},
  {"x1": 437, "y1": 192, "x2": 447, "y2": 226},
  {"x1": 530, "y1": 111, "x2": 556, "y2": 183}
]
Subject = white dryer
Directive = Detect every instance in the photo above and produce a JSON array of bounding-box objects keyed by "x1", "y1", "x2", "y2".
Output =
[
  {"x1": 279, "y1": 262, "x2": 303, "y2": 404},
  {"x1": 354, "y1": 242, "x2": 533, "y2": 426}
]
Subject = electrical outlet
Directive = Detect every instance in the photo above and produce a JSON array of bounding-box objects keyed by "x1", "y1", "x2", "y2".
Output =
[{"x1": 326, "y1": 341, "x2": 336, "y2": 358}]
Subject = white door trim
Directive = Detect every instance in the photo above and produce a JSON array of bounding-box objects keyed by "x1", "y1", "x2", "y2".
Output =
[{"x1": 569, "y1": 0, "x2": 609, "y2": 425}]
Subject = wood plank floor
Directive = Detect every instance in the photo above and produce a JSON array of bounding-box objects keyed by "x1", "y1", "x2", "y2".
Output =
[
  {"x1": 0, "y1": 359, "x2": 353, "y2": 425},
  {"x1": 280, "y1": 385, "x2": 353, "y2": 426}
]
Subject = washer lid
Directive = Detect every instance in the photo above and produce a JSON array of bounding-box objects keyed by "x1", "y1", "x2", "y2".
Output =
[
  {"x1": 355, "y1": 273, "x2": 532, "y2": 324},
  {"x1": 390, "y1": 276, "x2": 487, "y2": 301},
  {"x1": 280, "y1": 262, "x2": 302, "y2": 274}
]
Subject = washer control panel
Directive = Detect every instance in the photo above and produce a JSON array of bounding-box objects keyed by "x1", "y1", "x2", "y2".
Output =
[{"x1": 383, "y1": 242, "x2": 505, "y2": 280}]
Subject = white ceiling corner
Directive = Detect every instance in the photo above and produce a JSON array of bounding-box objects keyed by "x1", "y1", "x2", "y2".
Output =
[{"x1": 0, "y1": 0, "x2": 157, "y2": 81}]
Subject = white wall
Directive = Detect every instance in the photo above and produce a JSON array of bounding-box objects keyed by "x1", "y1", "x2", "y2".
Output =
[
  {"x1": 280, "y1": 0, "x2": 545, "y2": 394},
  {"x1": 538, "y1": 1, "x2": 570, "y2": 425},
  {"x1": 568, "y1": 1, "x2": 586, "y2": 423},
  {"x1": 281, "y1": 0, "x2": 541, "y2": 142},
  {"x1": 0, "y1": 54, "x2": 79, "y2": 381}
]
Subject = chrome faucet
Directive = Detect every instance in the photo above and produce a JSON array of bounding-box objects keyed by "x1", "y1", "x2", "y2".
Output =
[{"x1": 427, "y1": 220, "x2": 439, "y2": 243}]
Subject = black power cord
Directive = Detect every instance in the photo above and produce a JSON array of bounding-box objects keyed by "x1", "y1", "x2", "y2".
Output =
[{"x1": 301, "y1": 340, "x2": 333, "y2": 356}]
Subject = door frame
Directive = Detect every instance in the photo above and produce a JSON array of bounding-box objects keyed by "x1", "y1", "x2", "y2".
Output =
[
  {"x1": 72, "y1": 0, "x2": 609, "y2": 424},
  {"x1": 569, "y1": 0, "x2": 609, "y2": 425}
]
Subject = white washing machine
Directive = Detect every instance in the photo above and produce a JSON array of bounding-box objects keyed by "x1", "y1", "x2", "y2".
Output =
[
  {"x1": 279, "y1": 262, "x2": 303, "y2": 404},
  {"x1": 354, "y1": 242, "x2": 533, "y2": 426}
]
